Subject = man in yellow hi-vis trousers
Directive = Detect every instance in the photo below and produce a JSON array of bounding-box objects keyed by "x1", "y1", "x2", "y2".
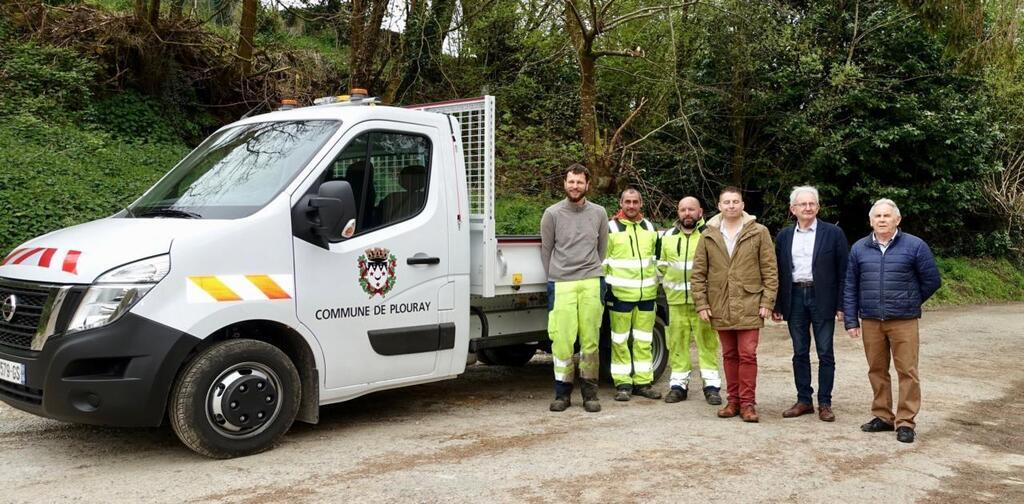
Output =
[
  {"x1": 605, "y1": 188, "x2": 661, "y2": 401},
  {"x1": 541, "y1": 164, "x2": 609, "y2": 413},
  {"x1": 659, "y1": 196, "x2": 722, "y2": 405}
]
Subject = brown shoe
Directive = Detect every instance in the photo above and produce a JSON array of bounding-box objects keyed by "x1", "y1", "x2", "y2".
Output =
[
  {"x1": 782, "y1": 402, "x2": 815, "y2": 418},
  {"x1": 818, "y1": 405, "x2": 836, "y2": 422},
  {"x1": 740, "y1": 404, "x2": 759, "y2": 423},
  {"x1": 717, "y1": 402, "x2": 741, "y2": 418}
]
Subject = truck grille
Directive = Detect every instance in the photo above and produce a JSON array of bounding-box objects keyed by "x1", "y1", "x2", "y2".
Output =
[{"x1": 0, "y1": 280, "x2": 53, "y2": 351}]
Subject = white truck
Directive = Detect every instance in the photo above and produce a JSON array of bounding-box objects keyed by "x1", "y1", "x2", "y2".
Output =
[{"x1": 0, "y1": 96, "x2": 666, "y2": 458}]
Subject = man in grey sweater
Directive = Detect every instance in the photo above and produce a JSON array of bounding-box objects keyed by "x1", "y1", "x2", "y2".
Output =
[{"x1": 541, "y1": 163, "x2": 609, "y2": 412}]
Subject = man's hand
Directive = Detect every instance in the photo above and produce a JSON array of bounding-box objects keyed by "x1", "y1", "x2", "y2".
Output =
[
  {"x1": 847, "y1": 327, "x2": 861, "y2": 339},
  {"x1": 759, "y1": 307, "x2": 772, "y2": 319},
  {"x1": 836, "y1": 311, "x2": 844, "y2": 322},
  {"x1": 772, "y1": 311, "x2": 783, "y2": 322},
  {"x1": 698, "y1": 309, "x2": 711, "y2": 322}
]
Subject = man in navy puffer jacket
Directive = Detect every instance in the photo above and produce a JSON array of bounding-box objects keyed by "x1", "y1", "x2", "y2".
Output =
[{"x1": 844, "y1": 198, "x2": 941, "y2": 444}]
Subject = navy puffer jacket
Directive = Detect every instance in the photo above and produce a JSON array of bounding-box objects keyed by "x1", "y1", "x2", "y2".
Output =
[{"x1": 843, "y1": 230, "x2": 941, "y2": 329}]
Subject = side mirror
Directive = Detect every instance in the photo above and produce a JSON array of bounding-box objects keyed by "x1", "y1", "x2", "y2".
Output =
[{"x1": 309, "y1": 180, "x2": 357, "y2": 242}]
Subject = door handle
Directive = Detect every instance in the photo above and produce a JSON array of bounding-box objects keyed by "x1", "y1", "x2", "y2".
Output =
[{"x1": 407, "y1": 256, "x2": 440, "y2": 265}]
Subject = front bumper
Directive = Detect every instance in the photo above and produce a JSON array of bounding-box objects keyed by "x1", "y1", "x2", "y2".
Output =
[{"x1": 0, "y1": 312, "x2": 200, "y2": 427}]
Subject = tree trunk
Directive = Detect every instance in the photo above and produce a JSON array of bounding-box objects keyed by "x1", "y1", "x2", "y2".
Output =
[
  {"x1": 387, "y1": 0, "x2": 456, "y2": 103},
  {"x1": 348, "y1": 0, "x2": 390, "y2": 92},
  {"x1": 148, "y1": 0, "x2": 161, "y2": 28},
  {"x1": 134, "y1": 0, "x2": 147, "y2": 24},
  {"x1": 237, "y1": 0, "x2": 257, "y2": 74}
]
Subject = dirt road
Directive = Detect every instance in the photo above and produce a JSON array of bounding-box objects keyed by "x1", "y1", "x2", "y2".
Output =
[{"x1": 1, "y1": 304, "x2": 1022, "y2": 503}]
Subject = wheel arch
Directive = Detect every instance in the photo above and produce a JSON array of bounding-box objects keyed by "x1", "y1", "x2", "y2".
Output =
[{"x1": 176, "y1": 320, "x2": 320, "y2": 424}]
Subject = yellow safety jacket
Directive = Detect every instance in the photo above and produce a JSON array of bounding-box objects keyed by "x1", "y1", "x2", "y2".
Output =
[
  {"x1": 658, "y1": 218, "x2": 707, "y2": 305},
  {"x1": 604, "y1": 218, "x2": 659, "y2": 302}
]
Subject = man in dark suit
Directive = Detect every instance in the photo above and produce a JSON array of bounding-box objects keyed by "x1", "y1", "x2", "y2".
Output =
[{"x1": 773, "y1": 186, "x2": 849, "y2": 422}]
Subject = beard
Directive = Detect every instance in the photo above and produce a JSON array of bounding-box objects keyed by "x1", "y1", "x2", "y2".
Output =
[
  {"x1": 566, "y1": 191, "x2": 585, "y2": 203},
  {"x1": 680, "y1": 217, "x2": 696, "y2": 229}
]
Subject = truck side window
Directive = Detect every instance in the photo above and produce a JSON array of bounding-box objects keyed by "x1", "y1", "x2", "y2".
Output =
[{"x1": 322, "y1": 131, "x2": 431, "y2": 236}]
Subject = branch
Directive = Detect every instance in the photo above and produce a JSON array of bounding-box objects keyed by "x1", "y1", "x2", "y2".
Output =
[
  {"x1": 604, "y1": 2, "x2": 695, "y2": 32},
  {"x1": 564, "y1": 0, "x2": 588, "y2": 36},
  {"x1": 607, "y1": 97, "x2": 647, "y2": 153},
  {"x1": 591, "y1": 47, "x2": 643, "y2": 59}
]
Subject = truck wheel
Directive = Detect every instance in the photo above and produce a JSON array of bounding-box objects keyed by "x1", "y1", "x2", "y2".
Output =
[
  {"x1": 600, "y1": 316, "x2": 668, "y2": 384},
  {"x1": 169, "y1": 339, "x2": 300, "y2": 459},
  {"x1": 479, "y1": 344, "x2": 538, "y2": 367}
]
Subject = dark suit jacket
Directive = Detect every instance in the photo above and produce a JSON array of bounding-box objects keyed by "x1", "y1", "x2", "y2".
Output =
[{"x1": 774, "y1": 220, "x2": 849, "y2": 320}]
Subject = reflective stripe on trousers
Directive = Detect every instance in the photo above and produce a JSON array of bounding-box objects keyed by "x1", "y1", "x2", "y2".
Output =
[
  {"x1": 666, "y1": 303, "x2": 721, "y2": 389},
  {"x1": 609, "y1": 305, "x2": 656, "y2": 387}
]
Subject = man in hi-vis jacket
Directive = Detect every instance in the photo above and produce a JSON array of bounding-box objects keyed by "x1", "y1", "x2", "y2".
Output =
[
  {"x1": 659, "y1": 196, "x2": 722, "y2": 405},
  {"x1": 604, "y1": 188, "x2": 662, "y2": 402}
]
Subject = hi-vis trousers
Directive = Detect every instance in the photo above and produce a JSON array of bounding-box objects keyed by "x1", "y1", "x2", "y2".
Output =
[
  {"x1": 547, "y1": 278, "x2": 604, "y2": 389},
  {"x1": 666, "y1": 303, "x2": 721, "y2": 390},
  {"x1": 609, "y1": 300, "x2": 655, "y2": 388}
]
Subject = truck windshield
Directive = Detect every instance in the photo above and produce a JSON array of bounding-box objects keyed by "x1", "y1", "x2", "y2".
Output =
[{"x1": 128, "y1": 120, "x2": 340, "y2": 219}]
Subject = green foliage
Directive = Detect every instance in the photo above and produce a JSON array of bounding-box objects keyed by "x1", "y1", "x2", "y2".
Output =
[
  {"x1": 0, "y1": 116, "x2": 186, "y2": 254},
  {"x1": 928, "y1": 257, "x2": 1024, "y2": 305},
  {"x1": 0, "y1": 20, "x2": 188, "y2": 254},
  {"x1": 494, "y1": 195, "x2": 558, "y2": 235}
]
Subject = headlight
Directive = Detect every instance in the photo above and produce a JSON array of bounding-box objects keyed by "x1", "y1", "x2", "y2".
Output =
[{"x1": 66, "y1": 255, "x2": 170, "y2": 334}]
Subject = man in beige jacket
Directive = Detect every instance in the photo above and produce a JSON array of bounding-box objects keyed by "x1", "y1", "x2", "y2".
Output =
[{"x1": 692, "y1": 186, "x2": 779, "y2": 422}]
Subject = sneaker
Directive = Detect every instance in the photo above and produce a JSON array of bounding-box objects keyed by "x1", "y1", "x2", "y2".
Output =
[
  {"x1": 614, "y1": 387, "x2": 631, "y2": 402},
  {"x1": 549, "y1": 396, "x2": 571, "y2": 412},
  {"x1": 896, "y1": 426, "x2": 915, "y2": 443},
  {"x1": 633, "y1": 385, "x2": 662, "y2": 400},
  {"x1": 860, "y1": 417, "x2": 895, "y2": 432},
  {"x1": 665, "y1": 387, "x2": 687, "y2": 403},
  {"x1": 703, "y1": 386, "x2": 722, "y2": 405}
]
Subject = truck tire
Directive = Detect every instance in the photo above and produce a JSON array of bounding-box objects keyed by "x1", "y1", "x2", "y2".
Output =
[
  {"x1": 600, "y1": 316, "x2": 668, "y2": 384},
  {"x1": 478, "y1": 343, "x2": 538, "y2": 367},
  {"x1": 169, "y1": 339, "x2": 301, "y2": 459}
]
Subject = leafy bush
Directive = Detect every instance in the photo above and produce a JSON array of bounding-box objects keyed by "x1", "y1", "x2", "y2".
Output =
[{"x1": 0, "y1": 116, "x2": 186, "y2": 254}]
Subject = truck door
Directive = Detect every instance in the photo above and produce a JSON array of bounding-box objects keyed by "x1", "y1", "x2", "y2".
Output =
[{"x1": 292, "y1": 122, "x2": 450, "y2": 389}]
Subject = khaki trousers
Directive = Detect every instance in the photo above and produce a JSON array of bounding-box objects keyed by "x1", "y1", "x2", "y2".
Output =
[{"x1": 861, "y1": 318, "x2": 921, "y2": 429}]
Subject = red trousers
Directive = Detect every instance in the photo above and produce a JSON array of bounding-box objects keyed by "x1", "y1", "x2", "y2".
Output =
[{"x1": 718, "y1": 329, "x2": 760, "y2": 406}]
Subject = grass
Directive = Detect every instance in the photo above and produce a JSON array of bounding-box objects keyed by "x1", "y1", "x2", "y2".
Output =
[{"x1": 927, "y1": 257, "x2": 1024, "y2": 306}]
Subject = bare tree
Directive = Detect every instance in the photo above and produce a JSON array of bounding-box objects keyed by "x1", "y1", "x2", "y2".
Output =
[
  {"x1": 349, "y1": 0, "x2": 392, "y2": 91},
  {"x1": 563, "y1": 0, "x2": 695, "y2": 192},
  {"x1": 238, "y1": 0, "x2": 258, "y2": 74}
]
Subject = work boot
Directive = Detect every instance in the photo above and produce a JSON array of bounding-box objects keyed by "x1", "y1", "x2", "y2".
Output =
[
  {"x1": 549, "y1": 396, "x2": 571, "y2": 412},
  {"x1": 665, "y1": 387, "x2": 687, "y2": 403},
  {"x1": 614, "y1": 386, "x2": 632, "y2": 402},
  {"x1": 717, "y1": 402, "x2": 741, "y2": 418},
  {"x1": 703, "y1": 386, "x2": 723, "y2": 405},
  {"x1": 633, "y1": 384, "x2": 662, "y2": 400},
  {"x1": 581, "y1": 380, "x2": 602, "y2": 413},
  {"x1": 740, "y1": 404, "x2": 760, "y2": 423}
]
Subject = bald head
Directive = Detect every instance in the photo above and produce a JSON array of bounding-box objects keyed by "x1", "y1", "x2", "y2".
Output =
[{"x1": 677, "y1": 196, "x2": 703, "y2": 231}]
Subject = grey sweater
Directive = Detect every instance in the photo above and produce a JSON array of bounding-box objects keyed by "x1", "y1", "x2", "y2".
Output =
[{"x1": 540, "y1": 198, "x2": 608, "y2": 281}]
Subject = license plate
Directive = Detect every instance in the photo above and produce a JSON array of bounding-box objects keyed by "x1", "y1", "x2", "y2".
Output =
[{"x1": 0, "y1": 358, "x2": 26, "y2": 386}]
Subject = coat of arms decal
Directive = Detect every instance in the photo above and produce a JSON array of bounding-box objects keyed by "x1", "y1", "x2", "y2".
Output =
[{"x1": 358, "y1": 247, "x2": 397, "y2": 298}]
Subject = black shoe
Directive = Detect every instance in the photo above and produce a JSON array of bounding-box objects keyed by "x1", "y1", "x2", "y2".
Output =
[
  {"x1": 860, "y1": 417, "x2": 895, "y2": 432},
  {"x1": 614, "y1": 387, "x2": 631, "y2": 402},
  {"x1": 665, "y1": 388, "x2": 687, "y2": 403},
  {"x1": 549, "y1": 396, "x2": 571, "y2": 412},
  {"x1": 633, "y1": 385, "x2": 662, "y2": 400},
  {"x1": 703, "y1": 386, "x2": 722, "y2": 406},
  {"x1": 896, "y1": 426, "x2": 915, "y2": 443}
]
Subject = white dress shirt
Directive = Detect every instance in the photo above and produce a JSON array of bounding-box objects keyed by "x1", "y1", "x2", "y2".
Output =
[
  {"x1": 791, "y1": 219, "x2": 816, "y2": 282},
  {"x1": 872, "y1": 229, "x2": 899, "y2": 255}
]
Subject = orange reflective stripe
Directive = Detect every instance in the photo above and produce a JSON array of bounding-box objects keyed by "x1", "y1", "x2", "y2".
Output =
[
  {"x1": 190, "y1": 276, "x2": 242, "y2": 302},
  {"x1": 245, "y1": 275, "x2": 291, "y2": 300}
]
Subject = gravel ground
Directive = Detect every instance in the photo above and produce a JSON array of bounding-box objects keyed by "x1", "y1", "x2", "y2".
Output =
[{"x1": 1, "y1": 303, "x2": 1022, "y2": 503}]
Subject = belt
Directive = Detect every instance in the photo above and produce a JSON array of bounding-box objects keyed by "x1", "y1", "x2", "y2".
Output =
[{"x1": 793, "y1": 281, "x2": 814, "y2": 288}]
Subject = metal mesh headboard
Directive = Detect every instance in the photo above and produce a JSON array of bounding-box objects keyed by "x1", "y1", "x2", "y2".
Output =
[{"x1": 407, "y1": 96, "x2": 495, "y2": 220}]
